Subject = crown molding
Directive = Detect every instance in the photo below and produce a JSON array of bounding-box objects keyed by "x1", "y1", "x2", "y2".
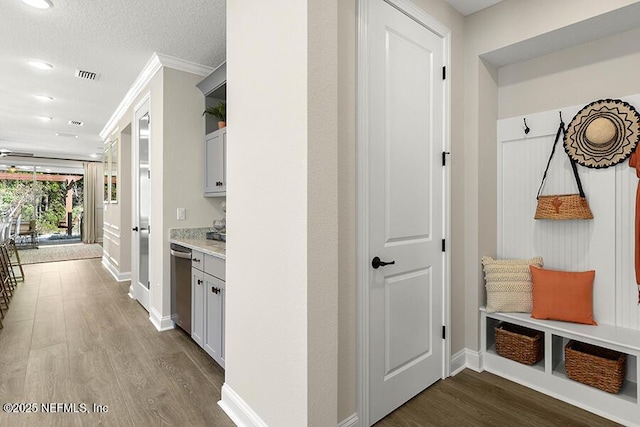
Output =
[
  {"x1": 100, "y1": 52, "x2": 215, "y2": 140},
  {"x1": 155, "y1": 52, "x2": 214, "y2": 77}
]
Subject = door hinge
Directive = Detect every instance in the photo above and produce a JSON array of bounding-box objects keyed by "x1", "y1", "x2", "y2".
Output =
[
  {"x1": 441, "y1": 239, "x2": 446, "y2": 252},
  {"x1": 442, "y1": 325, "x2": 446, "y2": 339},
  {"x1": 442, "y1": 66, "x2": 446, "y2": 80},
  {"x1": 148, "y1": 170, "x2": 151, "y2": 179},
  {"x1": 442, "y1": 151, "x2": 450, "y2": 166}
]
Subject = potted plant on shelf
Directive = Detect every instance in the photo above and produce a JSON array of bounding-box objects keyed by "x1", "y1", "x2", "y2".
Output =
[{"x1": 203, "y1": 101, "x2": 226, "y2": 129}]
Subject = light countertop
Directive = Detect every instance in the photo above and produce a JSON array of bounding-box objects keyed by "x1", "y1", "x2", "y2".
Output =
[{"x1": 169, "y1": 227, "x2": 226, "y2": 259}]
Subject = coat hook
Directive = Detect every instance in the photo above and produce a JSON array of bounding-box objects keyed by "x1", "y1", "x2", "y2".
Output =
[{"x1": 523, "y1": 118, "x2": 530, "y2": 134}]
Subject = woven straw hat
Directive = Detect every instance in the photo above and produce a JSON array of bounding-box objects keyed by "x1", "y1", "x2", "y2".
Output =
[{"x1": 564, "y1": 99, "x2": 640, "y2": 169}]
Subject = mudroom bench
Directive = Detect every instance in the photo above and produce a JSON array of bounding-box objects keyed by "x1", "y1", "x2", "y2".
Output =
[{"x1": 480, "y1": 307, "x2": 640, "y2": 426}]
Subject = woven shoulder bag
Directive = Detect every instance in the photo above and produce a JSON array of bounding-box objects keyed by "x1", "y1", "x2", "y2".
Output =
[{"x1": 534, "y1": 119, "x2": 594, "y2": 220}]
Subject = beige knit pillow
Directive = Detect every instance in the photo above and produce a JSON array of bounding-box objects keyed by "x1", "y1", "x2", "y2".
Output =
[{"x1": 481, "y1": 256, "x2": 543, "y2": 313}]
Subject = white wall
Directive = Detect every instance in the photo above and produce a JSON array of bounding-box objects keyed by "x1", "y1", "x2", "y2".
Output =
[
  {"x1": 225, "y1": 0, "x2": 338, "y2": 425},
  {"x1": 103, "y1": 64, "x2": 224, "y2": 324},
  {"x1": 103, "y1": 130, "x2": 127, "y2": 277},
  {"x1": 159, "y1": 67, "x2": 225, "y2": 318},
  {"x1": 498, "y1": 26, "x2": 640, "y2": 119}
]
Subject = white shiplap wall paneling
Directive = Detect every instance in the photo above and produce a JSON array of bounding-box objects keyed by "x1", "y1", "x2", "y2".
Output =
[{"x1": 498, "y1": 96, "x2": 640, "y2": 329}]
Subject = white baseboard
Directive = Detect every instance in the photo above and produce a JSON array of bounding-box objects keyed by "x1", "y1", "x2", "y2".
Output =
[
  {"x1": 101, "y1": 256, "x2": 131, "y2": 282},
  {"x1": 338, "y1": 412, "x2": 359, "y2": 427},
  {"x1": 149, "y1": 307, "x2": 175, "y2": 332},
  {"x1": 466, "y1": 349, "x2": 482, "y2": 372},
  {"x1": 450, "y1": 349, "x2": 467, "y2": 376},
  {"x1": 219, "y1": 383, "x2": 269, "y2": 427},
  {"x1": 450, "y1": 348, "x2": 482, "y2": 376}
]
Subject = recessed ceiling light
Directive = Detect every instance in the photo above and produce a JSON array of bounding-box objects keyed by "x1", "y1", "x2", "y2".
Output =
[
  {"x1": 34, "y1": 94, "x2": 54, "y2": 101},
  {"x1": 37, "y1": 116, "x2": 52, "y2": 121},
  {"x1": 21, "y1": 0, "x2": 53, "y2": 9},
  {"x1": 27, "y1": 60, "x2": 53, "y2": 70},
  {"x1": 45, "y1": 168, "x2": 51, "y2": 172},
  {"x1": 89, "y1": 153, "x2": 98, "y2": 159}
]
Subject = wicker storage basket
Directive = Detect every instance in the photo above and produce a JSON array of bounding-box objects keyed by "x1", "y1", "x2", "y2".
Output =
[
  {"x1": 564, "y1": 340, "x2": 626, "y2": 393},
  {"x1": 494, "y1": 322, "x2": 543, "y2": 365}
]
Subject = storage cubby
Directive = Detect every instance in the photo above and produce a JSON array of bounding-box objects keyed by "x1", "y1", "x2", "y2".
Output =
[{"x1": 481, "y1": 308, "x2": 640, "y2": 425}]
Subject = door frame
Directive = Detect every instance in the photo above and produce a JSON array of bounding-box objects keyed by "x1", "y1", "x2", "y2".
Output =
[
  {"x1": 356, "y1": 0, "x2": 451, "y2": 425},
  {"x1": 131, "y1": 92, "x2": 151, "y2": 310}
]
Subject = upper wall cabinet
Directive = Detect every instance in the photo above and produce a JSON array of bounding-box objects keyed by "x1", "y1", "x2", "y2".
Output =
[
  {"x1": 204, "y1": 127, "x2": 226, "y2": 197},
  {"x1": 198, "y1": 61, "x2": 226, "y2": 198}
]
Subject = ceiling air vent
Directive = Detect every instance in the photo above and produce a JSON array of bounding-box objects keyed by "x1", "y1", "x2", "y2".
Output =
[
  {"x1": 68, "y1": 120, "x2": 84, "y2": 127},
  {"x1": 56, "y1": 133, "x2": 78, "y2": 138},
  {"x1": 74, "y1": 69, "x2": 99, "y2": 81}
]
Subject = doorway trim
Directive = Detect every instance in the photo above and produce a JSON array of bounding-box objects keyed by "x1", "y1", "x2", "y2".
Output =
[{"x1": 356, "y1": 0, "x2": 451, "y2": 425}]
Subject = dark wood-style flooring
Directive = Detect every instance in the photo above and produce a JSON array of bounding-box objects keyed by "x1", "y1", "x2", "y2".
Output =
[
  {"x1": 0, "y1": 259, "x2": 621, "y2": 426},
  {"x1": 375, "y1": 369, "x2": 620, "y2": 427},
  {"x1": 0, "y1": 259, "x2": 234, "y2": 427}
]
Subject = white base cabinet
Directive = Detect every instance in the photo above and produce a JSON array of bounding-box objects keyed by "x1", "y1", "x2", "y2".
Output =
[
  {"x1": 191, "y1": 267, "x2": 205, "y2": 347},
  {"x1": 203, "y1": 273, "x2": 225, "y2": 367},
  {"x1": 481, "y1": 308, "x2": 640, "y2": 426},
  {"x1": 191, "y1": 249, "x2": 225, "y2": 368}
]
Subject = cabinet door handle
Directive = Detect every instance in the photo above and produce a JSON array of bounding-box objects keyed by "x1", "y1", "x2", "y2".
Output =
[
  {"x1": 212, "y1": 286, "x2": 221, "y2": 294},
  {"x1": 193, "y1": 258, "x2": 201, "y2": 263},
  {"x1": 197, "y1": 279, "x2": 202, "y2": 285}
]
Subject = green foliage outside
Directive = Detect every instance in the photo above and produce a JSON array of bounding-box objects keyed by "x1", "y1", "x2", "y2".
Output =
[{"x1": 0, "y1": 173, "x2": 84, "y2": 235}]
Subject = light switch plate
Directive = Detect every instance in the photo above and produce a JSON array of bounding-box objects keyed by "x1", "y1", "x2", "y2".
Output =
[{"x1": 177, "y1": 208, "x2": 186, "y2": 220}]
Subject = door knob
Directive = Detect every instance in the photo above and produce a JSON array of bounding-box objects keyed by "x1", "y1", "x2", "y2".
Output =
[
  {"x1": 132, "y1": 227, "x2": 139, "y2": 232},
  {"x1": 371, "y1": 256, "x2": 395, "y2": 269}
]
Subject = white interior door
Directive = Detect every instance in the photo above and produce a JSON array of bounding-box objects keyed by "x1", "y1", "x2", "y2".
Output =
[
  {"x1": 132, "y1": 98, "x2": 151, "y2": 311},
  {"x1": 366, "y1": 0, "x2": 447, "y2": 423}
]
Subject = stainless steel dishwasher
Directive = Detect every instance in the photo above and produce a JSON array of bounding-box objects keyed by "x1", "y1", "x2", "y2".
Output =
[{"x1": 170, "y1": 243, "x2": 192, "y2": 333}]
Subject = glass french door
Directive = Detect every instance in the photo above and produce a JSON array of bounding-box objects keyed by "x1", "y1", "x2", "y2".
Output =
[{"x1": 132, "y1": 99, "x2": 151, "y2": 310}]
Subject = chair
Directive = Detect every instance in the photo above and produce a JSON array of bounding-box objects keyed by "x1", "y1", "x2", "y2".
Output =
[
  {"x1": 7, "y1": 215, "x2": 24, "y2": 281},
  {"x1": 18, "y1": 219, "x2": 38, "y2": 246},
  {"x1": 0, "y1": 242, "x2": 18, "y2": 292},
  {"x1": 0, "y1": 254, "x2": 9, "y2": 326},
  {"x1": 0, "y1": 240, "x2": 15, "y2": 329},
  {"x1": 0, "y1": 222, "x2": 9, "y2": 243}
]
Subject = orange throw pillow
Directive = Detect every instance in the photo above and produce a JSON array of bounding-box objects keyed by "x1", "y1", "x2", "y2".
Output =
[{"x1": 530, "y1": 265, "x2": 597, "y2": 325}]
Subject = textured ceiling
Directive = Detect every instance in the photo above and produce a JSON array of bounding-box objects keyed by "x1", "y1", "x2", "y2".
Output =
[
  {"x1": 445, "y1": 0, "x2": 503, "y2": 16},
  {"x1": 0, "y1": 0, "x2": 225, "y2": 161}
]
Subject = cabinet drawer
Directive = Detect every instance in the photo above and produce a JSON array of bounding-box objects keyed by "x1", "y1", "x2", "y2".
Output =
[
  {"x1": 191, "y1": 250, "x2": 204, "y2": 271},
  {"x1": 204, "y1": 254, "x2": 225, "y2": 281}
]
